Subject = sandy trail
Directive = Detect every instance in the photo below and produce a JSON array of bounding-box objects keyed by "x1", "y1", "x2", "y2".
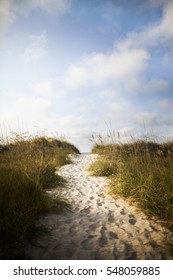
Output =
[{"x1": 26, "y1": 154, "x2": 172, "y2": 260}]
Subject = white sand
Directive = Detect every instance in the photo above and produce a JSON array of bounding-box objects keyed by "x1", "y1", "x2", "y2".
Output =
[{"x1": 25, "y1": 154, "x2": 173, "y2": 260}]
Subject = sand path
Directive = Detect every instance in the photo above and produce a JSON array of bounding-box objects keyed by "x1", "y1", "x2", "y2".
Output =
[{"x1": 26, "y1": 154, "x2": 173, "y2": 260}]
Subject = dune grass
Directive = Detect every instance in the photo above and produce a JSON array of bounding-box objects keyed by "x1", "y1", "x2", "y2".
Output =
[
  {"x1": 0, "y1": 133, "x2": 80, "y2": 259},
  {"x1": 89, "y1": 136, "x2": 173, "y2": 228}
]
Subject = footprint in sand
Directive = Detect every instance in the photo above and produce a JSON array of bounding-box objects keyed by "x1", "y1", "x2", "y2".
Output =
[
  {"x1": 108, "y1": 210, "x2": 115, "y2": 223},
  {"x1": 120, "y1": 208, "x2": 127, "y2": 215},
  {"x1": 99, "y1": 226, "x2": 108, "y2": 247},
  {"x1": 89, "y1": 223, "x2": 99, "y2": 231},
  {"x1": 109, "y1": 231, "x2": 118, "y2": 240}
]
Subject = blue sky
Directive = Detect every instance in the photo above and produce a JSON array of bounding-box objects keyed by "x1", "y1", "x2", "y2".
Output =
[{"x1": 0, "y1": 0, "x2": 173, "y2": 152}]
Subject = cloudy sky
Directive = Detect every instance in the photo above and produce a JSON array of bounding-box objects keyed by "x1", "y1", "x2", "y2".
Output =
[{"x1": 0, "y1": 0, "x2": 173, "y2": 152}]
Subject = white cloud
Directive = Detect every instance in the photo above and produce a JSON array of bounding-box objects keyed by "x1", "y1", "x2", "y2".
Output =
[
  {"x1": 129, "y1": 78, "x2": 170, "y2": 94},
  {"x1": 62, "y1": 0, "x2": 172, "y2": 96},
  {"x1": 103, "y1": 99, "x2": 134, "y2": 127},
  {"x1": 0, "y1": 0, "x2": 15, "y2": 36},
  {"x1": 86, "y1": 49, "x2": 149, "y2": 83},
  {"x1": 144, "y1": 79, "x2": 170, "y2": 93},
  {"x1": 64, "y1": 66, "x2": 89, "y2": 90},
  {"x1": 31, "y1": 79, "x2": 55, "y2": 97},
  {"x1": 110, "y1": 101, "x2": 132, "y2": 114},
  {"x1": 162, "y1": 115, "x2": 173, "y2": 126},
  {"x1": 101, "y1": 88, "x2": 120, "y2": 100},
  {"x1": 27, "y1": 0, "x2": 71, "y2": 16},
  {"x1": 16, "y1": 97, "x2": 51, "y2": 116},
  {"x1": 1, "y1": 89, "x2": 23, "y2": 100},
  {"x1": 0, "y1": 97, "x2": 52, "y2": 127},
  {"x1": 55, "y1": 115, "x2": 98, "y2": 131},
  {"x1": 145, "y1": 0, "x2": 169, "y2": 7},
  {"x1": 160, "y1": 0, "x2": 173, "y2": 38},
  {"x1": 163, "y1": 52, "x2": 173, "y2": 64},
  {"x1": 23, "y1": 31, "x2": 47, "y2": 61},
  {"x1": 134, "y1": 112, "x2": 158, "y2": 125},
  {"x1": 63, "y1": 48, "x2": 149, "y2": 90},
  {"x1": 158, "y1": 98, "x2": 172, "y2": 110},
  {"x1": 0, "y1": 0, "x2": 71, "y2": 36},
  {"x1": 116, "y1": 0, "x2": 173, "y2": 50},
  {"x1": 24, "y1": 47, "x2": 45, "y2": 61}
]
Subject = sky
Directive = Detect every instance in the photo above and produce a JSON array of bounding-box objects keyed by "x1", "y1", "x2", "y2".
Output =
[{"x1": 0, "y1": 0, "x2": 173, "y2": 152}]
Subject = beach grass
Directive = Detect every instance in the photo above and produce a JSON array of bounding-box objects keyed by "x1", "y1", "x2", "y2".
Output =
[
  {"x1": 0, "y1": 133, "x2": 80, "y2": 259},
  {"x1": 89, "y1": 135, "x2": 173, "y2": 228}
]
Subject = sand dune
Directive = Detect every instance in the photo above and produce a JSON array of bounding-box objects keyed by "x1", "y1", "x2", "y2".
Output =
[{"x1": 25, "y1": 154, "x2": 173, "y2": 260}]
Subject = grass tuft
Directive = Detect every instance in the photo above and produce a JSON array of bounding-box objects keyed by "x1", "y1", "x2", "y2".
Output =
[
  {"x1": 0, "y1": 133, "x2": 79, "y2": 259},
  {"x1": 90, "y1": 135, "x2": 173, "y2": 227}
]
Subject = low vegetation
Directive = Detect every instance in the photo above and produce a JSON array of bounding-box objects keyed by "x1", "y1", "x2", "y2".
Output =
[
  {"x1": 89, "y1": 136, "x2": 173, "y2": 228},
  {"x1": 0, "y1": 133, "x2": 80, "y2": 259}
]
